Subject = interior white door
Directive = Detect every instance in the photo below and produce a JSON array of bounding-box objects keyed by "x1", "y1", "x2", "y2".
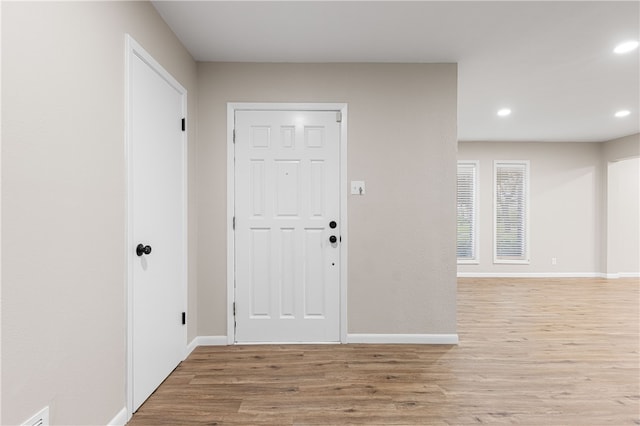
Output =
[
  {"x1": 234, "y1": 110, "x2": 341, "y2": 343},
  {"x1": 130, "y1": 50, "x2": 186, "y2": 411}
]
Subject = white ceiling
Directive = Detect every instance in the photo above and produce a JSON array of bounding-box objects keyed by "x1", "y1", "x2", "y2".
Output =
[{"x1": 152, "y1": 1, "x2": 639, "y2": 142}]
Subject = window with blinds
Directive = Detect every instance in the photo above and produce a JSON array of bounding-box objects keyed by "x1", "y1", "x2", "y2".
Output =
[
  {"x1": 457, "y1": 162, "x2": 478, "y2": 263},
  {"x1": 494, "y1": 161, "x2": 529, "y2": 263}
]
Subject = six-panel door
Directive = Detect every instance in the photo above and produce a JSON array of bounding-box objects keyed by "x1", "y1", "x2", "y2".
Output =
[{"x1": 234, "y1": 110, "x2": 341, "y2": 343}]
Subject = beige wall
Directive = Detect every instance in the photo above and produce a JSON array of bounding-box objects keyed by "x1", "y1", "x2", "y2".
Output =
[
  {"x1": 607, "y1": 157, "x2": 640, "y2": 274},
  {"x1": 603, "y1": 133, "x2": 640, "y2": 162},
  {"x1": 197, "y1": 63, "x2": 458, "y2": 336},
  {"x1": 1, "y1": 2, "x2": 197, "y2": 425},
  {"x1": 458, "y1": 134, "x2": 640, "y2": 276},
  {"x1": 458, "y1": 142, "x2": 602, "y2": 275},
  {"x1": 603, "y1": 133, "x2": 640, "y2": 275}
]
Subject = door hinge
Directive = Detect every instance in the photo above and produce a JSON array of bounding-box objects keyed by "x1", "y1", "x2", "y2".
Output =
[
  {"x1": 336, "y1": 112, "x2": 342, "y2": 123},
  {"x1": 181, "y1": 118, "x2": 186, "y2": 132},
  {"x1": 181, "y1": 312, "x2": 186, "y2": 325},
  {"x1": 233, "y1": 302, "x2": 236, "y2": 316},
  {"x1": 233, "y1": 129, "x2": 236, "y2": 143},
  {"x1": 232, "y1": 216, "x2": 235, "y2": 230}
]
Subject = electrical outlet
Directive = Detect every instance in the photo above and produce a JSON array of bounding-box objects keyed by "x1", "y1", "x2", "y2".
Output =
[{"x1": 551, "y1": 257, "x2": 557, "y2": 265}]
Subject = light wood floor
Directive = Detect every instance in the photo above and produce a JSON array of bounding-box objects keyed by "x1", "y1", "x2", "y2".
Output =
[{"x1": 128, "y1": 278, "x2": 640, "y2": 425}]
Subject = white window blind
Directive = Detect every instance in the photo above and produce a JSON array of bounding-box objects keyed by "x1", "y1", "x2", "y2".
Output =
[
  {"x1": 457, "y1": 162, "x2": 478, "y2": 263},
  {"x1": 494, "y1": 161, "x2": 529, "y2": 263}
]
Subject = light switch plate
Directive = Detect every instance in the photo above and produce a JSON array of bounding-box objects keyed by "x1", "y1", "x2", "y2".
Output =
[{"x1": 351, "y1": 181, "x2": 365, "y2": 195}]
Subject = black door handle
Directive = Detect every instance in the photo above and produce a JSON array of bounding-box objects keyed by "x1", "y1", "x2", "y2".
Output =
[
  {"x1": 329, "y1": 235, "x2": 337, "y2": 244},
  {"x1": 329, "y1": 221, "x2": 337, "y2": 229},
  {"x1": 136, "y1": 244, "x2": 152, "y2": 256}
]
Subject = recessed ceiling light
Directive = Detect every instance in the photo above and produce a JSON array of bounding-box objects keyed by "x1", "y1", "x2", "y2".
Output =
[
  {"x1": 614, "y1": 110, "x2": 631, "y2": 118},
  {"x1": 614, "y1": 41, "x2": 639, "y2": 54},
  {"x1": 497, "y1": 108, "x2": 511, "y2": 117}
]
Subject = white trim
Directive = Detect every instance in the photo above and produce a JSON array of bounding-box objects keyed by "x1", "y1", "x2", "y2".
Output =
[
  {"x1": 339, "y1": 106, "x2": 349, "y2": 343},
  {"x1": 125, "y1": 34, "x2": 188, "y2": 418},
  {"x1": 227, "y1": 102, "x2": 348, "y2": 345},
  {"x1": 458, "y1": 272, "x2": 639, "y2": 279},
  {"x1": 232, "y1": 341, "x2": 340, "y2": 345},
  {"x1": 107, "y1": 407, "x2": 128, "y2": 426},
  {"x1": 347, "y1": 334, "x2": 459, "y2": 345},
  {"x1": 186, "y1": 336, "x2": 228, "y2": 356},
  {"x1": 195, "y1": 335, "x2": 228, "y2": 346},
  {"x1": 186, "y1": 338, "x2": 197, "y2": 357},
  {"x1": 616, "y1": 272, "x2": 640, "y2": 278},
  {"x1": 600, "y1": 273, "x2": 640, "y2": 279},
  {"x1": 493, "y1": 259, "x2": 531, "y2": 265},
  {"x1": 226, "y1": 104, "x2": 235, "y2": 345},
  {"x1": 458, "y1": 272, "x2": 607, "y2": 278}
]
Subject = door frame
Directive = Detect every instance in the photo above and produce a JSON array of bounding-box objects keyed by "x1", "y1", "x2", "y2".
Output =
[
  {"x1": 125, "y1": 34, "x2": 188, "y2": 418},
  {"x1": 227, "y1": 102, "x2": 348, "y2": 344}
]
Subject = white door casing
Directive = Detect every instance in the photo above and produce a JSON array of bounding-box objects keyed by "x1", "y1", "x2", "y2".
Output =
[
  {"x1": 229, "y1": 105, "x2": 348, "y2": 343},
  {"x1": 126, "y1": 36, "x2": 187, "y2": 414}
]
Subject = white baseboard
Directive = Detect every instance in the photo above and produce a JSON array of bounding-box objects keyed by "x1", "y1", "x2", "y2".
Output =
[
  {"x1": 618, "y1": 272, "x2": 640, "y2": 278},
  {"x1": 186, "y1": 335, "x2": 227, "y2": 357},
  {"x1": 458, "y1": 272, "x2": 639, "y2": 279},
  {"x1": 186, "y1": 334, "x2": 459, "y2": 349},
  {"x1": 107, "y1": 407, "x2": 128, "y2": 426},
  {"x1": 458, "y1": 272, "x2": 603, "y2": 278},
  {"x1": 598, "y1": 273, "x2": 640, "y2": 279},
  {"x1": 347, "y1": 333, "x2": 459, "y2": 345}
]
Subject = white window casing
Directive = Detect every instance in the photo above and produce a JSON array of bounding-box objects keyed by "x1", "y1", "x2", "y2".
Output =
[
  {"x1": 494, "y1": 161, "x2": 530, "y2": 264},
  {"x1": 457, "y1": 161, "x2": 479, "y2": 264}
]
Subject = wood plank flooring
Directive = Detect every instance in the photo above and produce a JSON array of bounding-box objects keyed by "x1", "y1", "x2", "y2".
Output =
[{"x1": 128, "y1": 278, "x2": 640, "y2": 425}]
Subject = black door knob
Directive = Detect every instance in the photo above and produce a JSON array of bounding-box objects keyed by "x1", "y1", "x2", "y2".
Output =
[
  {"x1": 136, "y1": 244, "x2": 152, "y2": 256},
  {"x1": 329, "y1": 235, "x2": 337, "y2": 244},
  {"x1": 329, "y1": 221, "x2": 337, "y2": 229}
]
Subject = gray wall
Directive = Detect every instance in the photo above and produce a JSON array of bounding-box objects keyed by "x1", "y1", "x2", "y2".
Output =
[
  {"x1": 1, "y1": 2, "x2": 197, "y2": 424},
  {"x1": 608, "y1": 157, "x2": 640, "y2": 274},
  {"x1": 603, "y1": 134, "x2": 640, "y2": 275},
  {"x1": 196, "y1": 63, "x2": 458, "y2": 336},
  {"x1": 458, "y1": 133, "x2": 640, "y2": 276},
  {"x1": 603, "y1": 133, "x2": 640, "y2": 162}
]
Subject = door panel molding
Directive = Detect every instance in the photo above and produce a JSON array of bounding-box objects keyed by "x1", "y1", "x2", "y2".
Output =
[{"x1": 227, "y1": 103, "x2": 348, "y2": 344}]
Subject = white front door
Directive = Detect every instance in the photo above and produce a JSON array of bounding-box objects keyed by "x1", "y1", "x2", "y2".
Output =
[
  {"x1": 234, "y1": 110, "x2": 341, "y2": 343},
  {"x1": 128, "y1": 39, "x2": 186, "y2": 412}
]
